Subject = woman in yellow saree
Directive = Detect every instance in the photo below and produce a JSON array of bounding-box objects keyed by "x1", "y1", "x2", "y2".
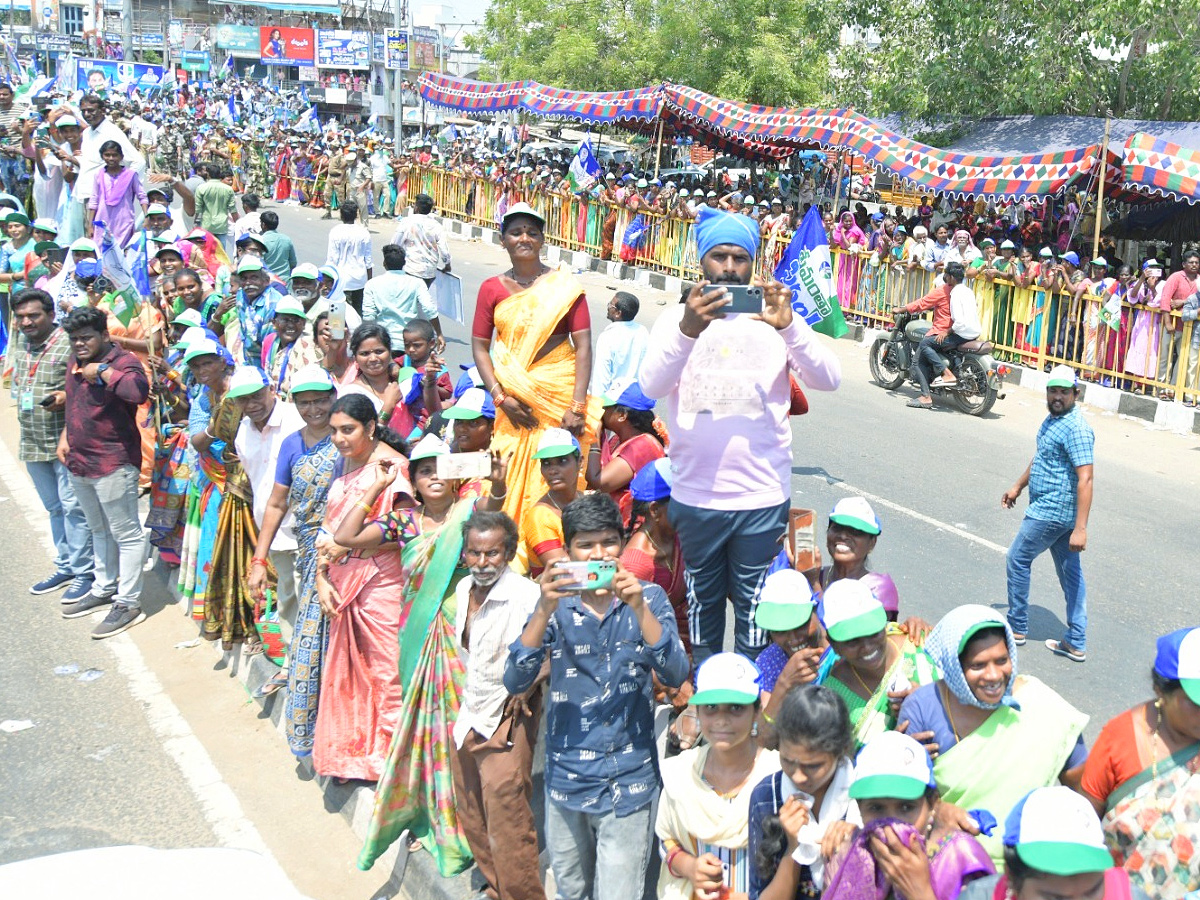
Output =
[{"x1": 470, "y1": 202, "x2": 602, "y2": 541}]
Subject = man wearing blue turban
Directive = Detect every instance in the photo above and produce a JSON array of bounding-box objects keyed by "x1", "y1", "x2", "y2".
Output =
[{"x1": 641, "y1": 206, "x2": 843, "y2": 662}]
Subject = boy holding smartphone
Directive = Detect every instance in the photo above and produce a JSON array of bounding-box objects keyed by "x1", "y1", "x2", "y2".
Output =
[{"x1": 505, "y1": 492, "x2": 689, "y2": 900}]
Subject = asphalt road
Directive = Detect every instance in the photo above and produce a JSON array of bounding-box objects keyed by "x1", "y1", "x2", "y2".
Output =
[{"x1": 1, "y1": 197, "x2": 1197, "y2": 898}]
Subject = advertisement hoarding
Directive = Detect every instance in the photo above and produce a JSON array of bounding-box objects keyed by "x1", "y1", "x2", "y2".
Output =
[
  {"x1": 214, "y1": 24, "x2": 259, "y2": 58},
  {"x1": 76, "y1": 59, "x2": 167, "y2": 92},
  {"x1": 259, "y1": 26, "x2": 315, "y2": 66},
  {"x1": 409, "y1": 26, "x2": 438, "y2": 70},
  {"x1": 315, "y1": 29, "x2": 370, "y2": 70},
  {"x1": 384, "y1": 29, "x2": 409, "y2": 71}
]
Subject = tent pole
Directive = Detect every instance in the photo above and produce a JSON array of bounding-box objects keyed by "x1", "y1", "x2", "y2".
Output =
[
  {"x1": 1092, "y1": 114, "x2": 1112, "y2": 260},
  {"x1": 653, "y1": 116, "x2": 664, "y2": 179},
  {"x1": 831, "y1": 149, "x2": 845, "y2": 215}
]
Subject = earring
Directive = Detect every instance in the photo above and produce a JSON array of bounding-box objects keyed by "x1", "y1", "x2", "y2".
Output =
[{"x1": 751, "y1": 723, "x2": 759, "y2": 738}]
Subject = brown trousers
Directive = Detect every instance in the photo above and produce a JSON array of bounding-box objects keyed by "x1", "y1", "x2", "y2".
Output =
[{"x1": 449, "y1": 693, "x2": 546, "y2": 900}]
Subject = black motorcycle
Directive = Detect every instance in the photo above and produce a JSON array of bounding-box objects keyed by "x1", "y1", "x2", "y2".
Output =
[{"x1": 869, "y1": 312, "x2": 1007, "y2": 416}]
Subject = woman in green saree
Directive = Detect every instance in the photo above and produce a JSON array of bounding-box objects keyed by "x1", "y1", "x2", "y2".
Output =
[
  {"x1": 332, "y1": 434, "x2": 509, "y2": 877},
  {"x1": 1081, "y1": 627, "x2": 1200, "y2": 900},
  {"x1": 897, "y1": 605, "x2": 1090, "y2": 867},
  {"x1": 815, "y1": 578, "x2": 939, "y2": 751}
]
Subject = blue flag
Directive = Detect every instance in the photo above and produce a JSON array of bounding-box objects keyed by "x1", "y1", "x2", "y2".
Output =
[
  {"x1": 132, "y1": 230, "x2": 152, "y2": 300},
  {"x1": 220, "y1": 93, "x2": 237, "y2": 125},
  {"x1": 222, "y1": 55, "x2": 234, "y2": 75},
  {"x1": 773, "y1": 207, "x2": 848, "y2": 339},
  {"x1": 299, "y1": 84, "x2": 309, "y2": 103}
]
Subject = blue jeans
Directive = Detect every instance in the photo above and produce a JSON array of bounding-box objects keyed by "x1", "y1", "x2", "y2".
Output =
[
  {"x1": 70, "y1": 465, "x2": 146, "y2": 611},
  {"x1": 26, "y1": 459, "x2": 93, "y2": 577},
  {"x1": 0, "y1": 153, "x2": 28, "y2": 194},
  {"x1": 670, "y1": 499, "x2": 790, "y2": 662},
  {"x1": 1006, "y1": 515, "x2": 1087, "y2": 651},
  {"x1": 545, "y1": 800, "x2": 654, "y2": 900}
]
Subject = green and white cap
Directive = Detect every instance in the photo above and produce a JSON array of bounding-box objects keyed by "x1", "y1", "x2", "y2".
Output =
[
  {"x1": 409, "y1": 433, "x2": 451, "y2": 462},
  {"x1": 829, "y1": 496, "x2": 881, "y2": 535},
  {"x1": 236, "y1": 256, "x2": 265, "y2": 275},
  {"x1": 688, "y1": 652, "x2": 761, "y2": 706},
  {"x1": 273, "y1": 295, "x2": 306, "y2": 318},
  {"x1": 171, "y1": 308, "x2": 204, "y2": 328},
  {"x1": 754, "y1": 569, "x2": 815, "y2": 632},
  {"x1": 291, "y1": 262, "x2": 321, "y2": 281},
  {"x1": 533, "y1": 427, "x2": 581, "y2": 460},
  {"x1": 69, "y1": 237, "x2": 98, "y2": 254},
  {"x1": 1046, "y1": 364, "x2": 1078, "y2": 389},
  {"x1": 1003, "y1": 786, "x2": 1112, "y2": 876},
  {"x1": 821, "y1": 578, "x2": 887, "y2": 642},
  {"x1": 226, "y1": 365, "x2": 269, "y2": 399},
  {"x1": 850, "y1": 731, "x2": 936, "y2": 800},
  {"x1": 289, "y1": 363, "x2": 335, "y2": 395},
  {"x1": 183, "y1": 337, "x2": 223, "y2": 363}
]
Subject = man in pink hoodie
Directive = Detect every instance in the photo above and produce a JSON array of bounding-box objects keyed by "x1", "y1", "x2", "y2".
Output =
[{"x1": 641, "y1": 207, "x2": 841, "y2": 663}]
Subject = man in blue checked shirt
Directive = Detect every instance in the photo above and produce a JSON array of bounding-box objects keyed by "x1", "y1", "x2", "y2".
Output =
[
  {"x1": 1002, "y1": 365, "x2": 1095, "y2": 664},
  {"x1": 505, "y1": 492, "x2": 689, "y2": 900}
]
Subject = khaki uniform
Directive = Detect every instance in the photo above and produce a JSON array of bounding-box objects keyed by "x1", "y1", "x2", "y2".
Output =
[{"x1": 323, "y1": 151, "x2": 350, "y2": 211}]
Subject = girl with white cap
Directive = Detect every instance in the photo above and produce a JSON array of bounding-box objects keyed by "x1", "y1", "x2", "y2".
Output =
[
  {"x1": 823, "y1": 731, "x2": 994, "y2": 900},
  {"x1": 658, "y1": 652, "x2": 781, "y2": 900}
]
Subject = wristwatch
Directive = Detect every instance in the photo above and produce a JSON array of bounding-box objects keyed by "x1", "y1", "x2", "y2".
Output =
[{"x1": 96, "y1": 363, "x2": 110, "y2": 379}]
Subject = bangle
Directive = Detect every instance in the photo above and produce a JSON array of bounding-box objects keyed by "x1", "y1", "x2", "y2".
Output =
[
  {"x1": 761, "y1": 711, "x2": 776, "y2": 725},
  {"x1": 493, "y1": 390, "x2": 507, "y2": 406},
  {"x1": 204, "y1": 426, "x2": 216, "y2": 439},
  {"x1": 356, "y1": 500, "x2": 374, "y2": 515},
  {"x1": 569, "y1": 399, "x2": 587, "y2": 415},
  {"x1": 665, "y1": 847, "x2": 685, "y2": 879},
  {"x1": 489, "y1": 382, "x2": 505, "y2": 400},
  {"x1": 489, "y1": 487, "x2": 507, "y2": 500},
  {"x1": 250, "y1": 557, "x2": 269, "y2": 568}
]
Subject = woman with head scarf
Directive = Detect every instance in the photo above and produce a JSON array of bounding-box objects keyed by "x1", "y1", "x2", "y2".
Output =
[
  {"x1": 897, "y1": 605, "x2": 1090, "y2": 866},
  {"x1": 832, "y1": 210, "x2": 867, "y2": 310}
]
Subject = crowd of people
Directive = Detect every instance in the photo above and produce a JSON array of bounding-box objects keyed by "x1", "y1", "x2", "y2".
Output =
[{"x1": 2, "y1": 79, "x2": 1198, "y2": 900}]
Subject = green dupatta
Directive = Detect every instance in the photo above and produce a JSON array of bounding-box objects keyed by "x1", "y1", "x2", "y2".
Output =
[{"x1": 358, "y1": 497, "x2": 475, "y2": 876}]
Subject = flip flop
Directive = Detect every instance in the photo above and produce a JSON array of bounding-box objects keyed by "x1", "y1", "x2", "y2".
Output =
[{"x1": 906, "y1": 398, "x2": 933, "y2": 409}]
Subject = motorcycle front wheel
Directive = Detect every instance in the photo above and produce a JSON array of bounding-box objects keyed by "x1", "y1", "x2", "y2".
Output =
[
  {"x1": 953, "y1": 356, "x2": 998, "y2": 416},
  {"x1": 869, "y1": 336, "x2": 907, "y2": 390}
]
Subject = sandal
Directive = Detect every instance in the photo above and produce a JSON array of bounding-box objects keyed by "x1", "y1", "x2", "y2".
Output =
[
  {"x1": 906, "y1": 398, "x2": 933, "y2": 409},
  {"x1": 1045, "y1": 639, "x2": 1086, "y2": 663},
  {"x1": 254, "y1": 671, "x2": 289, "y2": 699}
]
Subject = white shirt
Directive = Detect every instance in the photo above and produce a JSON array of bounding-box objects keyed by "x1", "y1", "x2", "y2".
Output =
[
  {"x1": 949, "y1": 283, "x2": 983, "y2": 340},
  {"x1": 325, "y1": 223, "x2": 373, "y2": 290},
  {"x1": 233, "y1": 212, "x2": 263, "y2": 240},
  {"x1": 234, "y1": 400, "x2": 305, "y2": 552},
  {"x1": 76, "y1": 119, "x2": 145, "y2": 203},
  {"x1": 590, "y1": 319, "x2": 650, "y2": 397},
  {"x1": 453, "y1": 568, "x2": 541, "y2": 748},
  {"x1": 391, "y1": 213, "x2": 451, "y2": 280}
]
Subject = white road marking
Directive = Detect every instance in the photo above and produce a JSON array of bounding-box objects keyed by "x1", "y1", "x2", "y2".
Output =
[
  {"x1": 800, "y1": 473, "x2": 1010, "y2": 555},
  {"x1": 0, "y1": 439, "x2": 289, "y2": 880}
]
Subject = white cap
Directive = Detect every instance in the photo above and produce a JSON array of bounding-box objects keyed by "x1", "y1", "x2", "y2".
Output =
[
  {"x1": 146, "y1": 203, "x2": 170, "y2": 216},
  {"x1": 1046, "y1": 364, "x2": 1077, "y2": 389},
  {"x1": 1003, "y1": 786, "x2": 1112, "y2": 876},
  {"x1": 171, "y1": 308, "x2": 204, "y2": 327},
  {"x1": 273, "y1": 295, "x2": 306, "y2": 318},
  {"x1": 31, "y1": 217, "x2": 58, "y2": 233},
  {"x1": 501, "y1": 202, "x2": 544, "y2": 229},
  {"x1": 226, "y1": 365, "x2": 269, "y2": 399},
  {"x1": 754, "y1": 569, "x2": 815, "y2": 631},
  {"x1": 821, "y1": 578, "x2": 887, "y2": 643},
  {"x1": 291, "y1": 262, "x2": 320, "y2": 281},
  {"x1": 183, "y1": 337, "x2": 223, "y2": 363},
  {"x1": 177, "y1": 325, "x2": 208, "y2": 350},
  {"x1": 409, "y1": 433, "x2": 451, "y2": 462},
  {"x1": 850, "y1": 731, "x2": 936, "y2": 800},
  {"x1": 829, "y1": 496, "x2": 881, "y2": 535},
  {"x1": 533, "y1": 427, "x2": 581, "y2": 460},
  {"x1": 289, "y1": 363, "x2": 336, "y2": 394},
  {"x1": 69, "y1": 237, "x2": 98, "y2": 254},
  {"x1": 688, "y1": 652, "x2": 761, "y2": 706}
]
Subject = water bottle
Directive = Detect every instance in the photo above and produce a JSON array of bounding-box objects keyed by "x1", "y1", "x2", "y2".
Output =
[{"x1": 327, "y1": 297, "x2": 346, "y2": 341}]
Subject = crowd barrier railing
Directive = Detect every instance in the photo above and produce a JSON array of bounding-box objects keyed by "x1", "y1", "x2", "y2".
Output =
[{"x1": 417, "y1": 167, "x2": 1200, "y2": 401}]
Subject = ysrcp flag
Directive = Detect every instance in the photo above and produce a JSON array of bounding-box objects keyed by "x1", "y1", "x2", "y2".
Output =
[
  {"x1": 774, "y1": 206, "x2": 848, "y2": 339},
  {"x1": 567, "y1": 139, "x2": 602, "y2": 193}
]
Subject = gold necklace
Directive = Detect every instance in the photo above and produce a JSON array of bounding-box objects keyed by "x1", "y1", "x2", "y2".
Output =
[
  {"x1": 642, "y1": 529, "x2": 675, "y2": 575},
  {"x1": 1147, "y1": 700, "x2": 1174, "y2": 839},
  {"x1": 942, "y1": 682, "x2": 962, "y2": 742},
  {"x1": 848, "y1": 640, "x2": 894, "y2": 698}
]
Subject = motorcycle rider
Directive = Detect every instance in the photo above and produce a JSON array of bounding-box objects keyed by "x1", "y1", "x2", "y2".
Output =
[{"x1": 896, "y1": 261, "x2": 981, "y2": 409}]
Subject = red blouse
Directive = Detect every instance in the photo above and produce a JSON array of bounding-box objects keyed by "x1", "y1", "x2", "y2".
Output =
[{"x1": 471, "y1": 276, "x2": 590, "y2": 340}]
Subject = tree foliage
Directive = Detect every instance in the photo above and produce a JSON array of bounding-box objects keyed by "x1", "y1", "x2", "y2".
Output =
[{"x1": 468, "y1": 0, "x2": 1199, "y2": 124}]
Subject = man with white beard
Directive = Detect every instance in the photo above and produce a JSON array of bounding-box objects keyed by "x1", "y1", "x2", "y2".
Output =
[{"x1": 448, "y1": 510, "x2": 546, "y2": 900}]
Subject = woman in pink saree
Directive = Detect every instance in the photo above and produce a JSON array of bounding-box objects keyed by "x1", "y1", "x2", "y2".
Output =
[
  {"x1": 833, "y1": 211, "x2": 867, "y2": 310},
  {"x1": 313, "y1": 394, "x2": 414, "y2": 782}
]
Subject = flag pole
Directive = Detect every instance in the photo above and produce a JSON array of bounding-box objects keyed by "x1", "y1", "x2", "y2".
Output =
[
  {"x1": 1091, "y1": 114, "x2": 1111, "y2": 261},
  {"x1": 653, "y1": 116, "x2": 664, "y2": 180}
]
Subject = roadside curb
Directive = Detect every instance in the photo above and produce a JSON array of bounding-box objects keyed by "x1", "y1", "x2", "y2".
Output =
[{"x1": 168, "y1": 586, "x2": 477, "y2": 900}]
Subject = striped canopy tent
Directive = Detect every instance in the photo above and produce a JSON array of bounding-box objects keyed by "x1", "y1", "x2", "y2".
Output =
[
  {"x1": 1121, "y1": 132, "x2": 1200, "y2": 205},
  {"x1": 841, "y1": 113, "x2": 1125, "y2": 202},
  {"x1": 414, "y1": 73, "x2": 1200, "y2": 202}
]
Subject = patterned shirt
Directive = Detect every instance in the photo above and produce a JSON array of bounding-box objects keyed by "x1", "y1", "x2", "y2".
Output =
[
  {"x1": 236, "y1": 284, "x2": 283, "y2": 370},
  {"x1": 1027, "y1": 406, "x2": 1095, "y2": 526},
  {"x1": 505, "y1": 583, "x2": 689, "y2": 817},
  {"x1": 12, "y1": 327, "x2": 71, "y2": 462}
]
